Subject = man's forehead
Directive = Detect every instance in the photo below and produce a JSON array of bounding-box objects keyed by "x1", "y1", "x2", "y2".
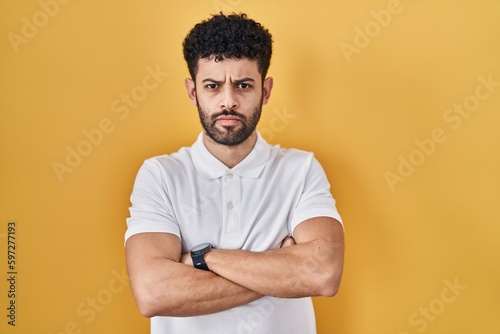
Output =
[{"x1": 196, "y1": 57, "x2": 261, "y2": 80}]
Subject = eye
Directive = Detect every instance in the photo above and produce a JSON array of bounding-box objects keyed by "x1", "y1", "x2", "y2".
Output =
[
  {"x1": 206, "y1": 84, "x2": 219, "y2": 89},
  {"x1": 238, "y1": 83, "x2": 251, "y2": 89}
]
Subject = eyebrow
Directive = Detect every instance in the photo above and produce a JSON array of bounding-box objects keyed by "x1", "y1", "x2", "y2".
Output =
[{"x1": 202, "y1": 77, "x2": 256, "y2": 84}]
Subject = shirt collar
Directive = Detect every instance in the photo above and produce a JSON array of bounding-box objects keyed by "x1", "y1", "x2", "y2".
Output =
[{"x1": 191, "y1": 131, "x2": 270, "y2": 179}]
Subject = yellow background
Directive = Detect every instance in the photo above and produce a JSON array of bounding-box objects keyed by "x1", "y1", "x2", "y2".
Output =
[{"x1": 1, "y1": 0, "x2": 499, "y2": 333}]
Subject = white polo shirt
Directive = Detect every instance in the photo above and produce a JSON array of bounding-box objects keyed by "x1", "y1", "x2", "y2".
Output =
[{"x1": 125, "y1": 132, "x2": 342, "y2": 334}]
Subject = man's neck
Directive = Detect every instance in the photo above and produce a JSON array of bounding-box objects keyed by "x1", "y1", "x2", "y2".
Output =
[{"x1": 202, "y1": 131, "x2": 258, "y2": 168}]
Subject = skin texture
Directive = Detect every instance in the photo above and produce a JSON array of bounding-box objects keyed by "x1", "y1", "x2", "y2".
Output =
[{"x1": 125, "y1": 57, "x2": 344, "y2": 318}]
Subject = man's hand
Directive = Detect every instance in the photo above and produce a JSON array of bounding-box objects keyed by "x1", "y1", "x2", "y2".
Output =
[{"x1": 280, "y1": 236, "x2": 296, "y2": 248}]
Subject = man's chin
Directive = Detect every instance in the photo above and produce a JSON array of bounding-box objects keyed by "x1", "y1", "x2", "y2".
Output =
[{"x1": 207, "y1": 131, "x2": 249, "y2": 146}]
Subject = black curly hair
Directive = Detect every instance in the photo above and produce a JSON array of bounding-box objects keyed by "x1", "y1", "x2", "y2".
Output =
[{"x1": 183, "y1": 13, "x2": 273, "y2": 81}]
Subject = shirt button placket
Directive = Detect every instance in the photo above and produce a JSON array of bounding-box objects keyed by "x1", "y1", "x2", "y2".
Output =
[{"x1": 223, "y1": 172, "x2": 240, "y2": 237}]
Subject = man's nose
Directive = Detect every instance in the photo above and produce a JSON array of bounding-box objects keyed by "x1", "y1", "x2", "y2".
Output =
[{"x1": 220, "y1": 86, "x2": 239, "y2": 110}]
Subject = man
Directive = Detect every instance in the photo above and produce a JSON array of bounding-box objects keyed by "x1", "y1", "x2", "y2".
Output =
[{"x1": 125, "y1": 13, "x2": 344, "y2": 334}]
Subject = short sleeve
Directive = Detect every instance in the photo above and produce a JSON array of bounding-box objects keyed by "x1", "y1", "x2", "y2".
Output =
[
  {"x1": 124, "y1": 159, "x2": 180, "y2": 243},
  {"x1": 290, "y1": 156, "x2": 343, "y2": 235}
]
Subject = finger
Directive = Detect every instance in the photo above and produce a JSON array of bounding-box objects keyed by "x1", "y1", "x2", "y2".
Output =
[{"x1": 280, "y1": 236, "x2": 296, "y2": 248}]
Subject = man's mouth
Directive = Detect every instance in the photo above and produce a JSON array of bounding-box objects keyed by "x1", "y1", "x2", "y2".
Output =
[
  {"x1": 216, "y1": 116, "x2": 241, "y2": 126},
  {"x1": 214, "y1": 110, "x2": 245, "y2": 126}
]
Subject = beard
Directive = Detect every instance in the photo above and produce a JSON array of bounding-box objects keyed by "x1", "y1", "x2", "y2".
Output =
[{"x1": 197, "y1": 98, "x2": 263, "y2": 146}]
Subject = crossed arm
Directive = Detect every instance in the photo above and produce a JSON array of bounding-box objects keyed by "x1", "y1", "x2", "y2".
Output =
[{"x1": 125, "y1": 216, "x2": 344, "y2": 318}]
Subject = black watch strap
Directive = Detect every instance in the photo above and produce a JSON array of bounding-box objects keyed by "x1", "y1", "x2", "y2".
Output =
[
  {"x1": 190, "y1": 243, "x2": 212, "y2": 271},
  {"x1": 192, "y1": 253, "x2": 210, "y2": 271}
]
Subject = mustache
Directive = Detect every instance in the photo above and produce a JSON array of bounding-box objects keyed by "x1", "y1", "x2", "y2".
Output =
[{"x1": 211, "y1": 109, "x2": 247, "y2": 121}]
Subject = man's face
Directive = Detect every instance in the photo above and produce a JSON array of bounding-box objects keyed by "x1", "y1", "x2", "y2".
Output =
[{"x1": 185, "y1": 57, "x2": 273, "y2": 146}]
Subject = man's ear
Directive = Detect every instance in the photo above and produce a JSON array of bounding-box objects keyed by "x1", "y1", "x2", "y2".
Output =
[
  {"x1": 185, "y1": 78, "x2": 197, "y2": 106},
  {"x1": 262, "y1": 77, "x2": 274, "y2": 105}
]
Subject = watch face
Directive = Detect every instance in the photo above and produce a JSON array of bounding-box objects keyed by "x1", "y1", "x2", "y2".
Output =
[{"x1": 191, "y1": 243, "x2": 211, "y2": 253}]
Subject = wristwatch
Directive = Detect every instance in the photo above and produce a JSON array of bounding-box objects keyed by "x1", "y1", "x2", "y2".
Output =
[{"x1": 190, "y1": 243, "x2": 213, "y2": 271}]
